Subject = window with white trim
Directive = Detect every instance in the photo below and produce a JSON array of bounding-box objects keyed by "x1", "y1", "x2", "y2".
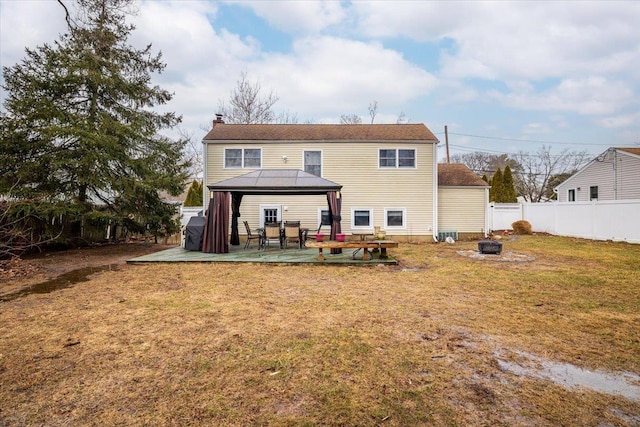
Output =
[
  {"x1": 225, "y1": 148, "x2": 262, "y2": 168},
  {"x1": 568, "y1": 189, "x2": 576, "y2": 202},
  {"x1": 304, "y1": 150, "x2": 322, "y2": 177},
  {"x1": 589, "y1": 186, "x2": 598, "y2": 201},
  {"x1": 352, "y1": 208, "x2": 373, "y2": 228},
  {"x1": 379, "y1": 148, "x2": 415, "y2": 168},
  {"x1": 384, "y1": 208, "x2": 406, "y2": 228}
]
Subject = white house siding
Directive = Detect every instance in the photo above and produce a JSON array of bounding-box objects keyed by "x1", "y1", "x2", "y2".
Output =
[
  {"x1": 556, "y1": 150, "x2": 640, "y2": 202},
  {"x1": 438, "y1": 187, "x2": 487, "y2": 235},
  {"x1": 205, "y1": 140, "x2": 435, "y2": 238},
  {"x1": 618, "y1": 152, "x2": 640, "y2": 199}
]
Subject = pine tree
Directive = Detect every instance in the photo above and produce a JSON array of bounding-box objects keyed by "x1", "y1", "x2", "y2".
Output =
[
  {"x1": 184, "y1": 180, "x2": 203, "y2": 207},
  {"x1": 502, "y1": 165, "x2": 518, "y2": 202},
  {"x1": 490, "y1": 168, "x2": 504, "y2": 202},
  {"x1": 1, "y1": 0, "x2": 189, "y2": 243}
]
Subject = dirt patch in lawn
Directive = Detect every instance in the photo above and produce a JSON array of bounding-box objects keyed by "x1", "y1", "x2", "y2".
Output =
[{"x1": 0, "y1": 243, "x2": 174, "y2": 298}]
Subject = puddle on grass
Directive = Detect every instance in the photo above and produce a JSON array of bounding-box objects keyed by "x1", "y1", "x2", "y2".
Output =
[
  {"x1": 0, "y1": 264, "x2": 119, "y2": 302},
  {"x1": 496, "y1": 350, "x2": 640, "y2": 402}
]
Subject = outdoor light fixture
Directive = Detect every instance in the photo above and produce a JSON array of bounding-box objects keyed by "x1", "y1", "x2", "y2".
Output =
[{"x1": 282, "y1": 155, "x2": 288, "y2": 163}]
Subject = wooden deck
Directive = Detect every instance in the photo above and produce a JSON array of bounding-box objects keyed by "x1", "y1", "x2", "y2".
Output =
[{"x1": 127, "y1": 244, "x2": 398, "y2": 265}]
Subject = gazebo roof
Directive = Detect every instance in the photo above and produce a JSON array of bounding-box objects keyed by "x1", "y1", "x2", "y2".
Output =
[{"x1": 207, "y1": 169, "x2": 342, "y2": 195}]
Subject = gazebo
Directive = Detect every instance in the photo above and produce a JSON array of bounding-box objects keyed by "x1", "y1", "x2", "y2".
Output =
[{"x1": 202, "y1": 169, "x2": 343, "y2": 254}]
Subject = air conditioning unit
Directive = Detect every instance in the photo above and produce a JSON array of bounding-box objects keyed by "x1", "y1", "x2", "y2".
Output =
[{"x1": 438, "y1": 230, "x2": 458, "y2": 242}]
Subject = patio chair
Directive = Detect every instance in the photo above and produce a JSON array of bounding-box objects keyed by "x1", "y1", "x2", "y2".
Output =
[
  {"x1": 263, "y1": 222, "x2": 282, "y2": 249},
  {"x1": 243, "y1": 220, "x2": 263, "y2": 249},
  {"x1": 284, "y1": 221, "x2": 302, "y2": 249}
]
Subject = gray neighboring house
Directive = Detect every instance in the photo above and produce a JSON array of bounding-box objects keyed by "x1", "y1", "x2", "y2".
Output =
[{"x1": 555, "y1": 147, "x2": 640, "y2": 202}]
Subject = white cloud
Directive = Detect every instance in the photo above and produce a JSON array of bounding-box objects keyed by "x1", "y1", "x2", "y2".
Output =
[
  {"x1": 596, "y1": 112, "x2": 640, "y2": 129},
  {"x1": 254, "y1": 36, "x2": 438, "y2": 118},
  {"x1": 230, "y1": 0, "x2": 347, "y2": 34},
  {"x1": 493, "y1": 77, "x2": 635, "y2": 116},
  {"x1": 0, "y1": 1, "x2": 67, "y2": 65}
]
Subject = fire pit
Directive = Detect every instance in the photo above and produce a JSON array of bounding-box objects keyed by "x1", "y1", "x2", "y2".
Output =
[{"x1": 478, "y1": 239, "x2": 503, "y2": 255}]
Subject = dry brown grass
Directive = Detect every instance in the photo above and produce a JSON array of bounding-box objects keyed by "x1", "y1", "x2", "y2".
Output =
[{"x1": 1, "y1": 236, "x2": 639, "y2": 426}]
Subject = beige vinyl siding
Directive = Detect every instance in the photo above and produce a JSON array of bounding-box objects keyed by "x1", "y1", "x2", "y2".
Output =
[
  {"x1": 438, "y1": 187, "x2": 486, "y2": 233},
  {"x1": 206, "y1": 140, "x2": 435, "y2": 236}
]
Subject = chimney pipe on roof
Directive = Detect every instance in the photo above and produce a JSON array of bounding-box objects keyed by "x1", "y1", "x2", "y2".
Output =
[{"x1": 213, "y1": 114, "x2": 224, "y2": 126}]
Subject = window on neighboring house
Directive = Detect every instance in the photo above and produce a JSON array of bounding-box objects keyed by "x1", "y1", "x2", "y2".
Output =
[
  {"x1": 385, "y1": 208, "x2": 406, "y2": 228},
  {"x1": 224, "y1": 148, "x2": 262, "y2": 168},
  {"x1": 304, "y1": 150, "x2": 322, "y2": 177},
  {"x1": 589, "y1": 186, "x2": 598, "y2": 201},
  {"x1": 379, "y1": 148, "x2": 416, "y2": 168},
  {"x1": 352, "y1": 209, "x2": 373, "y2": 228},
  {"x1": 568, "y1": 189, "x2": 576, "y2": 202}
]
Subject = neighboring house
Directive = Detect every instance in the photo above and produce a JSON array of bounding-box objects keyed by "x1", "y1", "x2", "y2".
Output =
[
  {"x1": 438, "y1": 163, "x2": 490, "y2": 239},
  {"x1": 202, "y1": 118, "x2": 487, "y2": 242},
  {"x1": 555, "y1": 147, "x2": 640, "y2": 202}
]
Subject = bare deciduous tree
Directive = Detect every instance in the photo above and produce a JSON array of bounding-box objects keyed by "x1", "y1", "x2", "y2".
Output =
[
  {"x1": 217, "y1": 71, "x2": 279, "y2": 124},
  {"x1": 512, "y1": 146, "x2": 589, "y2": 202},
  {"x1": 340, "y1": 113, "x2": 362, "y2": 124},
  {"x1": 449, "y1": 152, "x2": 517, "y2": 176},
  {"x1": 396, "y1": 111, "x2": 410, "y2": 124},
  {"x1": 368, "y1": 101, "x2": 378, "y2": 124},
  {"x1": 178, "y1": 128, "x2": 202, "y2": 179}
]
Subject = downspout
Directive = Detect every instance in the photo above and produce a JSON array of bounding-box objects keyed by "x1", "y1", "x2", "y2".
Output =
[
  {"x1": 432, "y1": 141, "x2": 439, "y2": 242},
  {"x1": 484, "y1": 187, "x2": 490, "y2": 237},
  {"x1": 202, "y1": 139, "x2": 208, "y2": 208}
]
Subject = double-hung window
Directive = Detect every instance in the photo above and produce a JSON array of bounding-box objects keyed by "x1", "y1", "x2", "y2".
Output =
[
  {"x1": 304, "y1": 150, "x2": 322, "y2": 177},
  {"x1": 589, "y1": 186, "x2": 598, "y2": 201},
  {"x1": 225, "y1": 148, "x2": 261, "y2": 168},
  {"x1": 352, "y1": 208, "x2": 373, "y2": 229},
  {"x1": 384, "y1": 208, "x2": 406, "y2": 228},
  {"x1": 379, "y1": 148, "x2": 415, "y2": 168}
]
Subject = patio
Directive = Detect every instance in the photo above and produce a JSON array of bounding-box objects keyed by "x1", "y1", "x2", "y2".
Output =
[{"x1": 127, "y1": 244, "x2": 398, "y2": 265}]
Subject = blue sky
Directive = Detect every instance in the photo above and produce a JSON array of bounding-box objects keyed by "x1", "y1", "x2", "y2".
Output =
[{"x1": 2, "y1": 0, "x2": 640, "y2": 161}]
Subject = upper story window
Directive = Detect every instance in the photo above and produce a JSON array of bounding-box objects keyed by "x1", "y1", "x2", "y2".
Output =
[
  {"x1": 379, "y1": 149, "x2": 416, "y2": 168},
  {"x1": 568, "y1": 189, "x2": 576, "y2": 202},
  {"x1": 304, "y1": 150, "x2": 322, "y2": 177},
  {"x1": 589, "y1": 186, "x2": 598, "y2": 201},
  {"x1": 225, "y1": 148, "x2": 262, "y2": 168}
]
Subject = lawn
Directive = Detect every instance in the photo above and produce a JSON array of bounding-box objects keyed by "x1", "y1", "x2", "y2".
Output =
[{"x1": 1, "y1": 236, "x2": 639, "y2": 426}]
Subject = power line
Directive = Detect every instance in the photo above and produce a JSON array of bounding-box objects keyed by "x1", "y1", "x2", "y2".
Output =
[{"x1": 434, "y1": 131, "x2": 610, "y2": 147}]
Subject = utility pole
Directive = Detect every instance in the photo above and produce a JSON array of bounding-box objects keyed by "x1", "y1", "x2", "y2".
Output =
[{"x1": 444, "y1": 125, "x2": 450, "y2": 163}]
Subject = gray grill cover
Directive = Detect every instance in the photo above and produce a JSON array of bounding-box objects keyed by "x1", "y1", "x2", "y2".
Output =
[{"x1": 185, "y1": 216, "x2": 206, "y2": 251}]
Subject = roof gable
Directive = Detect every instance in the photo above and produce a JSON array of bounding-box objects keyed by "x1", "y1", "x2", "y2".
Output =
[
  {"x1": 555, "y1": 147, "x2": 640, "y2": 190},
  {"x1": 203, "y1": 123, "x2": 438, "y2": 142},
  {"x1": 438, "y1": 163, "x2": 489, "y2": 187}
]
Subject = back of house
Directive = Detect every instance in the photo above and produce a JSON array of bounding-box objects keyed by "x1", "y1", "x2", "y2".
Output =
[{"x1": 202, "y1": 119, "x2": 439, "y2": 241}]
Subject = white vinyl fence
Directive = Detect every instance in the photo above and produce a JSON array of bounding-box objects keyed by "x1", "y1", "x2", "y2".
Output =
[
  {"x1": 490, "y1": 200, "x2": 640, "y2": 244},
  {"x1": 180, "y1": 206, "x2": 204, "y2": 228}
]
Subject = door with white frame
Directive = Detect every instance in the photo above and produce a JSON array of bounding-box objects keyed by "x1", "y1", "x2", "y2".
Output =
[{"x1": 260, "y1": 204, "x2": 282, "y2": 227}]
